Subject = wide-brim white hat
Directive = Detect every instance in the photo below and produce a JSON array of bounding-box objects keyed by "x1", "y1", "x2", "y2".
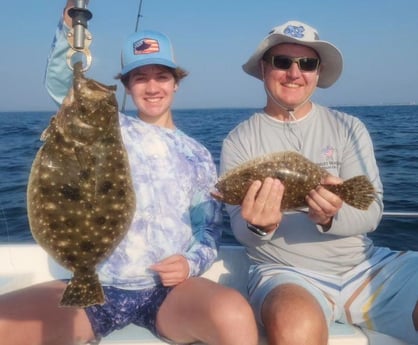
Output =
[{"x1": 242, "y1": 21, "x2": 343, "y2": 88}]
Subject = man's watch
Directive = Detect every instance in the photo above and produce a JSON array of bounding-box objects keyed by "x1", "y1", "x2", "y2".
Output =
[{"x1": 246, "y1": 222, "x2": 268, "y2": 236}]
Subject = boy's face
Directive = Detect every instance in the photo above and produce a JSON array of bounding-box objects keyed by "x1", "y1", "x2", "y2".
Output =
[{"x1": 126, "y1": 64, "x2": 177, "y2": 124}]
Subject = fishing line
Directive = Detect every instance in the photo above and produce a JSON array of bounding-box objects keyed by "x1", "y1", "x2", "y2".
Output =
[{"x1": 120, "y1": 0, "x2": 145, "y2": 113}]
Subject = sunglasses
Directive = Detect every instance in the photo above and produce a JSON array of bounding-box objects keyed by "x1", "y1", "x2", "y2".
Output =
[{"x1": 265, "y1": 55, "x2": 320, "y2": 72}]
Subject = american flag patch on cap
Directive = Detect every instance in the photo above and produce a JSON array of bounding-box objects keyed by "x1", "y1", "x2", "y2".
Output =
[{"x1": 133, "y1": 38, "x2": 160, "y2": 55}]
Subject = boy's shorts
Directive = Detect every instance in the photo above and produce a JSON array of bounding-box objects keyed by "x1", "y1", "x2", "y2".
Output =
[
  {"x1": 84, "y1": 284, "x2": 173, "y2": 343},
  {"x1": 248, "y1": 247, "x2": 418, "y2": 344}
]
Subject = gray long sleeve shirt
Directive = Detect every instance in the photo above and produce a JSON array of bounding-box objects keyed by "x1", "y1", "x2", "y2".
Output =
[{"x1": 220, "y1": 104, "x2": 384, "y2": 275}]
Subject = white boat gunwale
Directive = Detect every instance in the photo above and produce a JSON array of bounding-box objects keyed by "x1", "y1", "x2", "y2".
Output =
[{"x1": 0, "y1": 242, "x2": 411, "y2": 345}]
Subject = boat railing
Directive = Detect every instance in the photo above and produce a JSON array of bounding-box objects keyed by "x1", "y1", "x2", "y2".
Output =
[{"x1": 383, "y1": 211, "x2": 418, "y2": 218}]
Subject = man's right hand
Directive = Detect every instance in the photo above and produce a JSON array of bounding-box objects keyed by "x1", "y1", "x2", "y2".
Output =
[{"x1": 241, "y1": 177, "x2": 284, "y2": 234}]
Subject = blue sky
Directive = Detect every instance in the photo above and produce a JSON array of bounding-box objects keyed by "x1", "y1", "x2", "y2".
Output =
[{"x1": 1, "y1": 0, "x2": 417, "y2": 111}]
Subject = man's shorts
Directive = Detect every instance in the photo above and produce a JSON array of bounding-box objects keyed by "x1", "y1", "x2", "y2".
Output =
[
  {"x1": 247, "y1": 247, "x2": 418, "y2": 344},
  {"x1": 84, "y1": 284, "x2": 172, "y2": 342}
]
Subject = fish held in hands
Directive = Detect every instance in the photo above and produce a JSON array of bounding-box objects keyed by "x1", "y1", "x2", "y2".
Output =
[{"x1": 213, "y1": 151, "x2": 375, "y2": 211}]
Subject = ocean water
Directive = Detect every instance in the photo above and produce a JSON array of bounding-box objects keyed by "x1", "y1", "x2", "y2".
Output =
[{"x1": 1, "y1": 106, "x2": 417, "y2": 250}]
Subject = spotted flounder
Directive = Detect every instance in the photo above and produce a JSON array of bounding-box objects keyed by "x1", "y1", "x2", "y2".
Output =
[
  {"x1": 27, "y1": 62, "x2": 135, "y2": 307},
  {"x1": 213, "y1": 151, "x2": 375, "y2": 211}
]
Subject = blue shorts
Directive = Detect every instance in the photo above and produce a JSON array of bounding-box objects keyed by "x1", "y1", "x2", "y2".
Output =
[
  {"x1": 248, "y1": 247, "x2": 418, "y2": 344},
  {"x1": 84, "y1": 284, "x2": 172, "y2": 342}
]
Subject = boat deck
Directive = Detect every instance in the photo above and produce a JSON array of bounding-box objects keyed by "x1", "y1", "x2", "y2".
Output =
[{"x1": 0, "y1": 244, "x2": 410, "y2": 345}]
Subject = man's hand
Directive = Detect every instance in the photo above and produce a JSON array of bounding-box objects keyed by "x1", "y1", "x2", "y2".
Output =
[
  {"x1": 241, "y1": 177, "x2": 284, "y2": 233},
  {"x1": 306, "y1": 174, "x2": 343, "y2": 229}
]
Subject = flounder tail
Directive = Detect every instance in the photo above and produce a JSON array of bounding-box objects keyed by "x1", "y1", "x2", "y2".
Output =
[
  {"x1": 60, "y1": 270, "x2": 104, "y2": 308},
  {"x1": 326, "y1": 175, "x2": 376, "y2": 210}
]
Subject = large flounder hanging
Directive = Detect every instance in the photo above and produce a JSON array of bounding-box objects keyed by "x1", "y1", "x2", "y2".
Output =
[
  {"x1": 213, "y1": 151, "x2": 375, "y2": 211},
  {"x1": 27, "y1": 62, "x2": 136, "y2": 307}
]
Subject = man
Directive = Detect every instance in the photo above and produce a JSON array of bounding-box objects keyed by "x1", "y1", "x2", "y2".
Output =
[{"x1": 220, "y1": 20, "x2": 418, "y2": 345}]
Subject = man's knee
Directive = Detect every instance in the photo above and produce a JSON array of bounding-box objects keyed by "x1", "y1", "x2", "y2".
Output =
[{"x1": 261, "y1": 284, "x2": 328, "y2": 345}]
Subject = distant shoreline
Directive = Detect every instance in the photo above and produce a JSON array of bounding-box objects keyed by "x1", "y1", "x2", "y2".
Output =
[{"x1": 0, "y1": 103, "x2": 417, "y2": 114}]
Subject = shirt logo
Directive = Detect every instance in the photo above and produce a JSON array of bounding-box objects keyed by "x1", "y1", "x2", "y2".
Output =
[
  {"x1": 133, "y1": 38, "x2": 160, "y2": 55},
  {"x1": 321, "y1": 145, "x2": 335, "y2": 159}
]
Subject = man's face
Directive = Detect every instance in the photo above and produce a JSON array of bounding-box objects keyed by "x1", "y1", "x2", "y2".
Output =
[{"x1": 262, "y1": 43, "x2": 320, "y2": 112}]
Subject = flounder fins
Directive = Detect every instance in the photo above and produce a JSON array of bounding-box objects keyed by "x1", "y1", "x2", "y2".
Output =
[
  {"x1": 210, "y1": 189, "x2": 225, "y2": 202},
  {"x1": 60, "y1": 271, "x2": 104, "y2": 308},
  {"x1": 325, "y1": 175, "x2": 376, "y2": 210}
]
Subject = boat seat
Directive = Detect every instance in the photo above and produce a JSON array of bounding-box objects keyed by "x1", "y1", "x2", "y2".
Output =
[{"x1": 0, "y1": 244, "x2": 410, "y2": 345}]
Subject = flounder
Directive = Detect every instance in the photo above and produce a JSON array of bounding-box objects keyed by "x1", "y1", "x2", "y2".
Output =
[
  {"x1": 27, "y1": 62, "x2": 135, "y2": 307},
  {"x1": 213, "y1": 151, "x2": 375, "y2": 211}
]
